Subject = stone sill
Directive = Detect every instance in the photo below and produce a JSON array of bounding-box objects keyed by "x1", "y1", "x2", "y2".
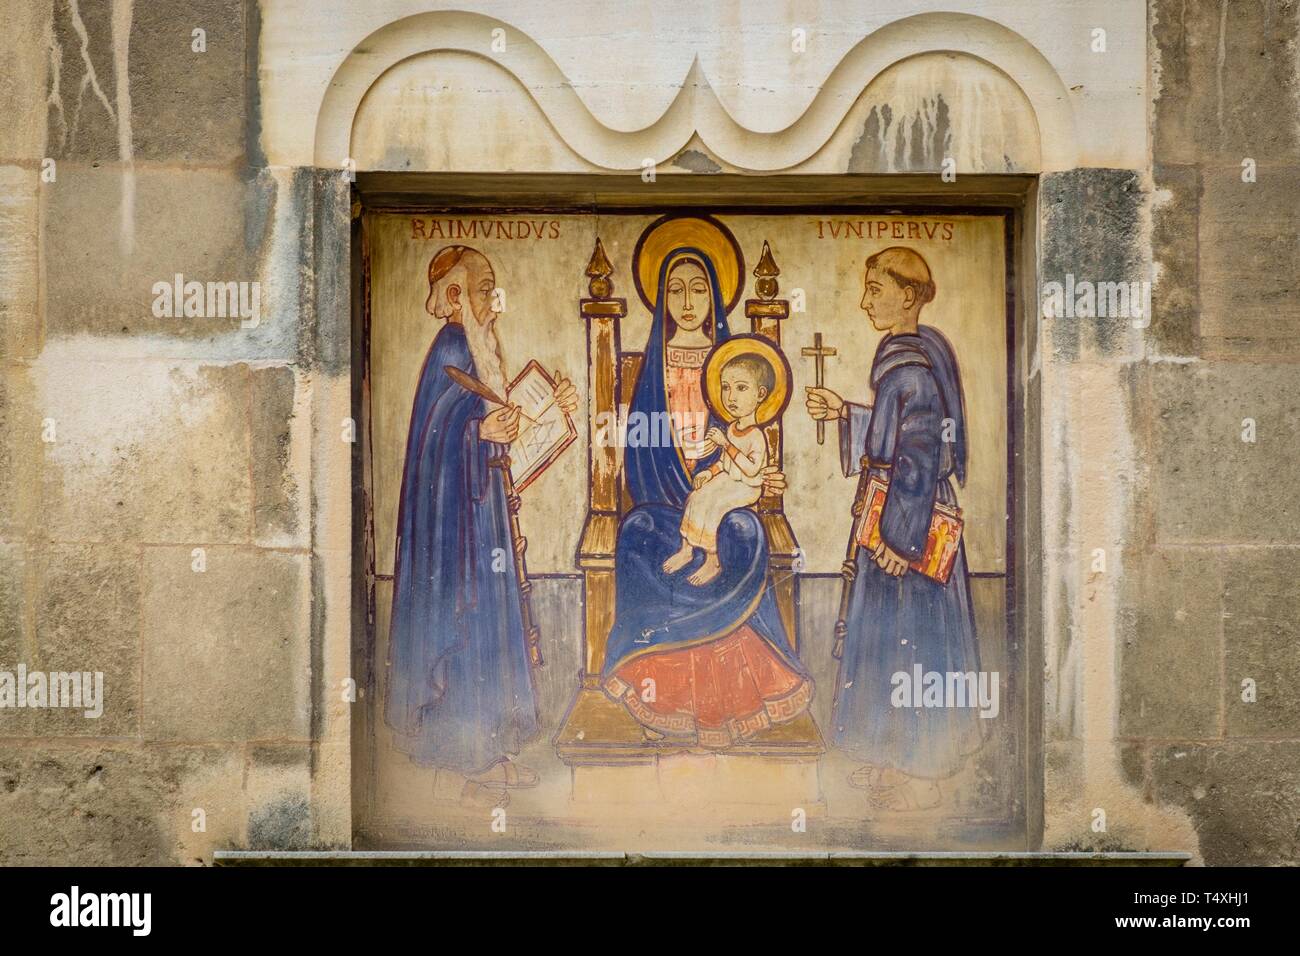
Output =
[{"x1": 214, "y1": 851, "x2": 1191, "y2": 867}]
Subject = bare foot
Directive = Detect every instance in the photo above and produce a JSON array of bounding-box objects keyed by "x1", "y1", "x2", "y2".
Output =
[
  {"x1": 687, "y1": 553, "x2": 722, "y2": 586},
  {"x1": 662, "y1": 541, "x2": 694, "y2": 574}
]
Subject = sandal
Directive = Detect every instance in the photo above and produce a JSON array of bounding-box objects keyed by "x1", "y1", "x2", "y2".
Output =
[
  {"x1": 867, "y1": 779, "x2": 941, "y2": 812},
  {"x1": 460, "y1": 780, "x2": 509, "y2": 809},
  {"x1": 848, "y1": 763, "x2": 886, "y2": 790},
  {"x1": 469, "y1": 760, "x2": 540, "y2": 789},
  {"x1": 499, "y1": 761, "x2": 539, "y2": 789}
]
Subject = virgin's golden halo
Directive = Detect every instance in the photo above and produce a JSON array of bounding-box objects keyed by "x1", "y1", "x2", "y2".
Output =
[
  {"x1": 703, "y1": 335, "x2": 792, "y2": 428},
  {"x1": 633, "y1": 215, "x2": 744, "y2": 315}
]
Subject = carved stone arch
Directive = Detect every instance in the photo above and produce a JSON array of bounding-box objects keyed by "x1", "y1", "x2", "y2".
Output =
[{"x1": 313, "y1": 10, "x2": 1077, "y2": 172}]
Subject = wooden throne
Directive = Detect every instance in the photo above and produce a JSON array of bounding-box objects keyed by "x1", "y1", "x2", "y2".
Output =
[{"x1": 552, "y1": 231, "x2": 825, "y2": 810}]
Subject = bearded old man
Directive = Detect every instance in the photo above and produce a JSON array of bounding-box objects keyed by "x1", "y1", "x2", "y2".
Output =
[{"x1": 385, "y1": 244, "x2": 577, "y2": 808}]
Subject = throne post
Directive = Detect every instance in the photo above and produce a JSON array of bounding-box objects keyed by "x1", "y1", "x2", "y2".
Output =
[
  {"x1": 745, "y1": 241, "x2": 801, "y2": 650},
  {"x1": 576, "y1": 238, "x2": 625, "y2": 688}
]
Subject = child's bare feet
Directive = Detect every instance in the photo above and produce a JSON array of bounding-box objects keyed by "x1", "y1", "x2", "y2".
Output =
[
  {"x1": 687, "y1": 552, "x2": 722, "y2": 586},
  {"x1": 662, "y1": 539, "x2": 694, "y2": 574}
]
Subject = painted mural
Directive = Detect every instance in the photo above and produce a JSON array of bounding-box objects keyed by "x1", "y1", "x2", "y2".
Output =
[{"x1": 359, "y1": 210, "x2": 1018, "y2": 851}]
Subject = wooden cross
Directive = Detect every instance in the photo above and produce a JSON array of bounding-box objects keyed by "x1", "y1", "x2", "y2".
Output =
[{"x1": 801, "y1": 332, "x2": 837, "y2": 445}]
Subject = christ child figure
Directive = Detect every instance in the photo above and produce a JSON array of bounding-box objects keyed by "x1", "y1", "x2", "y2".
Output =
[{"x1": 662, "y1": 352, "x2": 775, "y2": 586}]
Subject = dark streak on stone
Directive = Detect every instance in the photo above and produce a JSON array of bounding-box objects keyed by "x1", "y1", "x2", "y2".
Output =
[
  {"x1": 244, "y1": 0, "x2": 266, "y2": 168},
  {"x1": 248, "y1": 793, "x2": 312, "y2": 850},
  {"x1": 1039, "y1": 169, "x2": 1145, "y2": 361},
  {"x1": 671, "y1": 149, "x2": 722, "y2": 174}
]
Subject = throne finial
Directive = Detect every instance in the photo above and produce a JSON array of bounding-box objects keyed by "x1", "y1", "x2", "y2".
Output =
[
  {"x1": 586, "y1": 238, "x2": 615, "y2": 299},
  {"x1": 753, "y1": 240, "x2": 780, "y2": 301}
]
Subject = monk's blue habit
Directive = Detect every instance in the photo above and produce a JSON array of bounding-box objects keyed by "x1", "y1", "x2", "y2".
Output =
[
  {"x1": 385, "y1": 322, "x2": 539, "y2": 775},
  {"x1": 830, "y1": 327, "x2": 986, "y2": 779}
]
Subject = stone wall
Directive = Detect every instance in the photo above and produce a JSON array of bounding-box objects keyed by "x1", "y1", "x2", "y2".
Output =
[
  {"x1": 1114, "y1": 0, "x2": 1300, "y2": 865},
  {"x1": 0, "y1": 0, "x2": 1296, "y2": 864},
  {"x1": 0, "y1": 0, "x2": 350, "y2": 863}
]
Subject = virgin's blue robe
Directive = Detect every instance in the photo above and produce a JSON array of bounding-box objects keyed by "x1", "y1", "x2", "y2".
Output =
[
  {"x1": 604, "y1": 247, "x2": 803, "y2": 679},
  {"x1": 384, "y1": 322, "x2": 539, "y2": 775},
  {"x1": 830, "y1": 327, "x2": 986, "y2": 779}
]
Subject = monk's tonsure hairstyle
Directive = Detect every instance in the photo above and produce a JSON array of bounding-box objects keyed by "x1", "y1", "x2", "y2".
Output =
[
  {"x1": 428, "y1": 244, "x2": 470, "y2": 286},
  {"x1": 865, "y1": 246, "x2": 936, "y2": 307},
  {"x1": 426, "y1": 244, "x2": 479, "y2": 320},
  {"x1": 722, "y1": 352, "x2": 776, "y2": 399}
]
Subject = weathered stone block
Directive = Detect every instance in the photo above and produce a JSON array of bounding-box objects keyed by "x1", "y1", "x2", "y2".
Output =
[
  {"x1": 251, "y1": 365, "x2": 305, "y2": 547},
  {"x1": 141, "y1": 546, "x2": 309, "y2": 741},
  {"x1": 1119, "y1": 547, "x2": 1222, "y2": 738},
  {"x1": 1223, "y1": 549, "x2": 1300, "y2": 736},
  {"x1": 1153, "y1": 0, "x2": 1300, "y2": 165},
  {"x1": 1150, "y1": 164, "x2": 1201, "y2": 357},
  {"x1": 1040, "y1": 169, "x2": 1147, "y2": 361},
  {"x1": 0, "y1": 367, "x2": 40, "y2": 539},
  {"x1": 43, "y1": 164, "x2": 274, "y2": 342},
  {"x1": 0, "y1": 743, "x2": 243, "y2": 865},
  {"x1": 1148, "y1": 742, "x2": 1300, "y2": 865},
  {"x1": 46, "y1": 0, "x2": 248, "y2": 165},
  {"x1": 0, "y1": 1, "x2": 53, "y2": 164},
  {"x1": 35, "y1": 361, "x2": 252, "y2": 544},
  {"x1": 0, "y1": 541, "x2": 32, "y2": 737},
  {"x1": 128, "y1": 0, "x2": 250, "y2": 165},
  {"x1": 1198, "y1": 166, "x2": 1300, "y2": 352},
  {"x1": 1148, "y1": 363, "x2": 1300, "y2": 543},
  {"x1": 31, "y1": 544, "x2": 141, "y2": 737},
  {"x1": 0, "y1": 166, "x2": 42, "y2": 361}
]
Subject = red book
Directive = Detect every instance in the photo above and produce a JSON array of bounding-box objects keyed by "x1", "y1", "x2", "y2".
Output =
[{"x1": 855, "y1": 475, "x2": 963, "y2": 584}]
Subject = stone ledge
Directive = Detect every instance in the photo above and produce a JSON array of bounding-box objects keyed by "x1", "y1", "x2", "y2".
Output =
[{"x1": 214, "y1": 850, "x2": 1192, "y2": 867}]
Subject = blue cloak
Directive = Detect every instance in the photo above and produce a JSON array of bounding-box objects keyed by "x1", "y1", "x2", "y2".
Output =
[
  {"x1": 384, "y1": 322, "x2": 539, "y2": 775},
  {"x1": 604, "y1": 247, "x2": 803, "y2": 677},
  {"x1": 830, "y1": 327, "x2": 986, "y2": 778}
]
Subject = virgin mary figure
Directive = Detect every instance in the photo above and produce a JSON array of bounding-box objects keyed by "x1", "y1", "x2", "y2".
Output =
[{"x1": 601, "y1": 229, "x2": 812, "y2": 748}]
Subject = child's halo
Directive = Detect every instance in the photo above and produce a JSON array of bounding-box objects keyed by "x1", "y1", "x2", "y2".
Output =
[{"x1": 702, "y1": 334, "x2": 792, "y2": 428}]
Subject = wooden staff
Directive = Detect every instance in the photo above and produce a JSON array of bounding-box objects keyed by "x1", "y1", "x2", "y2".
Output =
[
  {"x1": 832, "y1": 455, "x2": 872, "y2": 660},
  {"x1": 487, "y1": 452, "x2": 544, "y2": 668}
]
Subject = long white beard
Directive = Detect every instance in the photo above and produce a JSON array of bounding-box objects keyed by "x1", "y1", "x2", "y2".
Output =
[{"x1": 463, "y1": 312, "x2": 507, "y2": 398}]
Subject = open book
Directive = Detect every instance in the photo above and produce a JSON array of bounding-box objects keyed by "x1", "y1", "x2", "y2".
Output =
[{"x1": 506, "y1": 361, "x2": 577, "y2": 493}]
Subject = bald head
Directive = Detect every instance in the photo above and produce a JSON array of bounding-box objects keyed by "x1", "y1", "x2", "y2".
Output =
[{"x1": 425, "y1": 246, "x2": 496, "y2": 325}]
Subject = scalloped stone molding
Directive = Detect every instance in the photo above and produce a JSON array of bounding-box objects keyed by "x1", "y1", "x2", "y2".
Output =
[{"x1": 256, "y1": 3, "x2": 1147, "y2": 173}]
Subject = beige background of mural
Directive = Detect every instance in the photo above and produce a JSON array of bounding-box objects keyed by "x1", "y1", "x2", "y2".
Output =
[{"x1": 369, "y1": 212, "x2": 1007, "y2": 576}]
